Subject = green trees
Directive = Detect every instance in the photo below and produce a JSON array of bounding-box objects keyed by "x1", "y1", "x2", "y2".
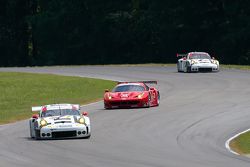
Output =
[
  {"x1": 0, "y1": 0, "x2": 31, "y2": 66},
  {"x1": 1, "y1": 0, "x2": 250, "y2": 66}
]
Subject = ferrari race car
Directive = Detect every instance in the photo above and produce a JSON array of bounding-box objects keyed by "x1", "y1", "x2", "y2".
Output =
[
  {"x1": 29, "y1": 104, "x2": 91, "y2": 139},
  {"x1": 104, "y1": 81, "x2": 160, "y2": 109},
  {"x1": 177, "y1": 52, "x2": 219, "y2": 72}
]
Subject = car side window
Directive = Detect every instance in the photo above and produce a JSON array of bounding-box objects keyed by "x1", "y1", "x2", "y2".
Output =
[{"x1": 144, "y1": 84, "x2": 149, "y2": 91}]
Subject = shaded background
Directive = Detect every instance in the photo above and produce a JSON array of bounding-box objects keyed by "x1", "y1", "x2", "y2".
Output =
[{"x1": 1, "y1": 0, "x2": 250, "y2": 66}]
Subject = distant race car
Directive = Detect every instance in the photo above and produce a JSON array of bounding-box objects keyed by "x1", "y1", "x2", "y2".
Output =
[
  {"x1": 104, "y1": 81, "x2": 160, "y2": 109},
  {"x1": 177, "y1": 52, "x2": 219, "y2": 72},
  {"x1": 29, "y1": 104, "x2": 91, "y2": 139}
]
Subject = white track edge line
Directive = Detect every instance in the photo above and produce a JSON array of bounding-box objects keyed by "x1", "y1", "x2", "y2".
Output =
[{"x1": 225, "y1": 128, "x2": 250, "y2": 155}]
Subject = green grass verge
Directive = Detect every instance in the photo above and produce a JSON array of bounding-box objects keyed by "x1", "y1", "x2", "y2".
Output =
[
  {"x1": 222, "y1": 64, "x2": 250, "y2": 70},
  {"x1": 0, "y1": 72, "x2": 116, "y2": 124},
  {"x1": 230, "y1": 131, "x2": 250, "y2": 154}
]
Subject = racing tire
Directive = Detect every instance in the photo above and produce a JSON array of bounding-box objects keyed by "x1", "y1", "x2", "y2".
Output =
[
  {"x1": 187, "y1": 66, "x2": 191, "y2": 73},
  {"x1": 157, "y1": 91, "x2": 160, "y2": 106},
  {"x1": 104, "y1": 104, "x2": 111, "y2": 110},
  {"x1": 29, "y1": 121, "x2": 33, "y2": 138},
  {"x1": 177, "y1": 63, "x2": 181, "y2": 72},
  {"x1": 146, "y1": 95, "x2": 151, "y2": 108},
  {"x1": 34, "y1": 130, "x2": 40, "y2": 140},
  {"x1": 185, "y1": 61, "x2": 191, "y2": 73},
  {"x1": 30, "y1": 128, "x2": 34, "y2": 138}
]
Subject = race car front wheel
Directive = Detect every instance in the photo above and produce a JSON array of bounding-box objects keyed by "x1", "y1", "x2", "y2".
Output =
[
  {"x1": 177, "y1": 63, "x2": 181, "y2": 72},
  {"x1": 34, "y1": 130, "x2": 40, "y2": 140}
]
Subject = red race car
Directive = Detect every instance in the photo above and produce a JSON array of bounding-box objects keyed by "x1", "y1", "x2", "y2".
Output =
[{"x1": 104, "y1": 81, "x2": 160, "y2": 109}]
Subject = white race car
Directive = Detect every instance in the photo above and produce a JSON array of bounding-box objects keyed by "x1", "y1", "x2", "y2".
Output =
[
  {"x1": 29, "y1": 104, "x2": 91, "y2": 139},
  {"x1": 177, "y1": 52, "x2": 219, "y2": 72}
]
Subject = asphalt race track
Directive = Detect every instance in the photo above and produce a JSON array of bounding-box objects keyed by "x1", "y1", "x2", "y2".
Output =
[{"x1": 0, "y1": 66, "x2": 250, "y2": 167}]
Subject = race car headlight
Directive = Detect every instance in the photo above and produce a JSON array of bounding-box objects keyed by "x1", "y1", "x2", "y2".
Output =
[
  {"x1": 78, "y1": 117, "x2": 85, "y2": 124},
  {"x1": 40, "y1": 119, "x2": 47, "y2": 127},
  {"x1": 191, "y1": 60, "x2": 197, "y2": 64},
  {"x1": 107, "y1": 94, "x2": 112, "y2": 100},
  {"x1": 211, "y1": 60, "x2": 219, "y2": 65},
  {"x1": 137, "y1": 93, "x2": 144, "y2": 99}
]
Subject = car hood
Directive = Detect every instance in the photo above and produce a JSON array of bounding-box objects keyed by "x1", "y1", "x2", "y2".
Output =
[
  {"x1": 192, "y1": 59, "x2": 212, "y2": 63},
  {"x1": 42, "y1": 115, "x2": 80, "y2": 125},
  {"x1": 110, "y1": 91, "x2": 145, "y2": 98}
]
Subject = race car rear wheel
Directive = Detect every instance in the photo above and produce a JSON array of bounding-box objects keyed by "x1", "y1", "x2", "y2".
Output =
[
  {"x1": 146, "y1": 94, "x2": 151, "y2": 107},
  {"x1": 157, "y1": 91, "x2": 160, "y2": 106}
]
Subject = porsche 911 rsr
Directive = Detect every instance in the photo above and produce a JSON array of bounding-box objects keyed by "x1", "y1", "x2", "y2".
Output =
[
  {"x1": 29, "y1": 104, "x2": 91, "y2": 139},
  {"x1": 104, "y1": 81, "x2": 160, "y2": 109},
  {"x1": 177, "y1": 52, "x2": 219, "y2": 72}
]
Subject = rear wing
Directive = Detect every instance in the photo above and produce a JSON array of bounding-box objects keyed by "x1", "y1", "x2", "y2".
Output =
[
  {"x1": 32, "y1": 106, "x2": 42, "y2": 112},
  {"x1": 117, "y1": 81, "x2": 157, "y2": 84},
  {"x1": 72, "y1": 104, "x2": 80, "y2": 110},
  {"x1": 31, "y1": 104, "x2": 80, "y2": 112},
  {"x1": 176, "y1": 53, "x2": 188, "y2": 58}
]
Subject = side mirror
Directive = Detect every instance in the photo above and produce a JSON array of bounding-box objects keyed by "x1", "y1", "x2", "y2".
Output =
[
  {"x1": 105, "y1": 89, "x2": 109, "y2": 93},
  {"x1": 212, "y1": 57, "x2": 215, "y2": 60},
  {"x1": 82, "y1": 112, "x2": 88, "y2": 116},
  {"x1": 32, "y1": 114, "x2": 39, "y2": 119}
]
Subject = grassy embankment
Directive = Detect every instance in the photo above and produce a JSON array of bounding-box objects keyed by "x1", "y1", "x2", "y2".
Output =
[
  {"x1": 230, "y1": 131, "x2": 250, "y2": 155},
  {"x1": 219, "y1": 64, "x2": 250, "y2": 155},
  {"x1": 222, "y1": 65, "x2": 250, "y2": 155},
  {"x1": 222, "y1": 64, "x2": 250, "y2": 70},
  {"x1": 0, "y1": 72, "x2": 115, "y2": 124}
]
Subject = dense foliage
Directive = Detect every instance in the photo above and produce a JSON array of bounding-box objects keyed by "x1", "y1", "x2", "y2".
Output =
[{"x1": 1, "y1": 0, "x2": 250, "y2": 66}]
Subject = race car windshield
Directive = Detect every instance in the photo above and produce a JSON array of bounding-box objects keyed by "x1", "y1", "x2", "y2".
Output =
[
  {"x1": 189, "y1": 54, "x2": 211, "y2": 59},
  {"x1": 41, "y1": 109, "x2": 80, "y2": 117},
  {"x1": 113, "y1": 85, "x2": 145, "y2": 92}
]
